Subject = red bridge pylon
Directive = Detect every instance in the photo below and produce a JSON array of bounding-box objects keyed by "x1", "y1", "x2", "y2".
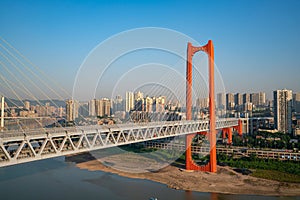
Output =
[{"x1": 185, "y1": 40, "x2": 216, "y2": 172}]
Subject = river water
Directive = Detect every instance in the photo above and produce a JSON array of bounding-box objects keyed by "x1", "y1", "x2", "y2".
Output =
[{"x1": 0, "y1": 156, "x2": 298, "y2": 200}]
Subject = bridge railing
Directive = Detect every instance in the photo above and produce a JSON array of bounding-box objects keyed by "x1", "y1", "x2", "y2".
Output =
[{"x1": 0, "y1": 118, "x2": 239, "y2": 138}]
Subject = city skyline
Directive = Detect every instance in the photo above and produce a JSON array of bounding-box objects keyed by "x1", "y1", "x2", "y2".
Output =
[
  {"x1": 1, "y1": 89, "x2": 298, "y2": 104},
  {"x1": 1, "y1": 1, "x2": 300, "y2": 197},
  {"x1": 0, "y1": 0, "x2": 300, "y2": 101},
  {"x1": 3, "y1": 88, "x2": 300, "y2": 137}
]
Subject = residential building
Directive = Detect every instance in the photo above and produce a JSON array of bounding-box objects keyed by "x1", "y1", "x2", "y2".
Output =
[
  {"x1": 125, "y1": 91, "x2": 134, "y2": 112},
  {"x1": 134, "y1": 98, "x2": 144, "y2": 111},
  {"x1": 243, "y1": 93, "x2": 251, "y2": 104},
  {"x1": 273, "y1": 89, "x2": 292, "y2": 133},
  {"x1": 234, "y1": 93, "x2": 243, "y2": 106},
  {"x1": 95, "y1": 98, "x2": 111, "y2": 117},
  {"x1": 196, "y1": 97, "x2": 209, "y2": 109},
  {"x1": 259, "y1": 92, "x2": 266, "y2": 105},
  {"x1": 24, "y1": 101, "x2": 30, "y2": 110},
  {"x1": 78, "y1": 102, "x2": 89, "y2": 117},
  {"x1": 243, "y1": 102, "x2": 253, "y2": 112},
  {"x1": 226, "y1": 93, "x2": 235, "y2": 110},
  {"x1": 251, "y1": 92, "x2": 266, "y2": 107},
  {"x1": 217, "y1": 93, "x2": 226, "y2": 109},
  {"x1": 144, "y1": 96, "x2": 153, "y2": 112},
  {"x1": 153, "y1": 96, "x2": 166, "y2": 113},
  {"x1": 88, "y1": 99, "x2": 96, "y2": 116},
  {"x1": 66, "y1": 99, "x2": 79, "y2": 122},
  {"x1": 293, "y1": 92, "x2": 300, "y2": 113},
  {"x1": 113, "y1": 95, "x2": 124, "y2": 113},
  {"x1": 134, "y1": 91, "x2": 144, "y2": 101}
]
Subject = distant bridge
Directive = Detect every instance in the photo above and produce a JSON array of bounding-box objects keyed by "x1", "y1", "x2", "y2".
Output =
[{"x1": 145, "y1": 142, "x2": 300, "y2": 161}]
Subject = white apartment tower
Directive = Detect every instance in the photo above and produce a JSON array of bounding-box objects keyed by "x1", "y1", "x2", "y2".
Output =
[
  {"x1": 88, "y1": 99, "x2": 96, "y2": 116},
  {"x1": 125, "y1": 91, "x2": 134, "y2": 112},
  {"x1": 134, "y1": 91, "x2": 144, "y2": 101},
  {"x1": 273, "y1": 89, "x2": 292, "y2": 133},
  {"x1": 66, "y1": 99, "x2": 79, "y2": 122},
  {"x1": 95, "y1": 98, "x2": 111, "y2": 117},
  {"x1": 259, "y1": 92, "x2": 266, "y2": 105}
]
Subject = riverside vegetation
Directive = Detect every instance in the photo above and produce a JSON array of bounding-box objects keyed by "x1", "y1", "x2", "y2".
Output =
[{"x1": 121, "y1": 144, "x2": 300, "y2": 183}]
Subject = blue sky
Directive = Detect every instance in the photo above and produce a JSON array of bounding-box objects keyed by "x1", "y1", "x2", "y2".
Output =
[{"x1": 1, "y1": 0, "x2": 300, "y2": 100}]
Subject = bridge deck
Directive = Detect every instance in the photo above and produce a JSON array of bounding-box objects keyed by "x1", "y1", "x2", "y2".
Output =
[{"x1": 0, "y1": 118, "x2": 238, "y2": 167}]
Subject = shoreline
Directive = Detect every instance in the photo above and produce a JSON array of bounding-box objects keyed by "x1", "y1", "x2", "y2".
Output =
[{"x1": 66, "y1": 152, "x2": 300, "y2": 197}]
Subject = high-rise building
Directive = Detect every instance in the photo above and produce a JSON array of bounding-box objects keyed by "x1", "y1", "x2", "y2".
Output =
[
  {"x1": 78, "y1": 102, "x2": 89, "y2": 117},
  {"x1": 44, "y1": 102, "x2": 50, "y2": 116},
  {"x1": 113, "y1": 95, "x2": 124, "y2": 113},
  {"x1": 243, "y1": 102, "x2": 253, "y2": 112},
  {"x1": 251, "y1": 93, "x2": 259, "y2": 106},
  {"x1": 134, "y1": 98, "x2": 144, "y2": 111},
  {"x1": 226, "y1": 93, "x2": 235, "y2": 110},
  {"x1": 160, "y1": 96, "x2": 166, "y2": 105},
  {"x1": 58, "y1": 106, "x2": 64, "y2": 118},
  {"x1": 293, "y1": 92, "x2": 300, "y2": 113},
  {"x1": 102, "y1": 99, "x2": 111, "y2": 117},
  {"x1": 95, "y1": 98, "x2": 111, "y2": 117},
  {"x1": 251, "y1": 92, "x2": 266, "y2": 106},
  {"x1": 95, "y1": 99, "x2": 101, "y2": 117},
  {"x1": 24, "y1": 101, "x2": 30, "y2": 110},
  {"x1": 243, "y1": 93, "x2": 251, "y2": 104},
  {"x1": 66, "y1": 99, "x2": 79, "y2": 122},
  {"x1": 234, "y1": 93, "x2": 243, "y2": 106},
  {"x1": 144, "y1": 96, "x2": 153, "y2": 112},
  {"x1": 125, "y1": 91, "x2": 134, "y2": 112},
  {"x1": 196, "y1": 98, "x2": 209, "y2": 108},
  {"x1": 134, "y1": 91, "x2": 144, "y2": 101},
  {"x1": 273, "y1": 89, "x2": 292, "y2": 133},
  {"x1": 153, "y1": 96, "x2": 166, "y2": 113},
  {"x1": 217, "y1": 93, "x2": 226, "y2": 109},
  {"x1": 259, "y1": 92, "x2": 266, "y2": 106},
  {"x1": 89, "y1": 99, "x2": 96, "y2": 116},
  {"x1": 293, "y1": 92, "x2": 300, "y2": 102}
]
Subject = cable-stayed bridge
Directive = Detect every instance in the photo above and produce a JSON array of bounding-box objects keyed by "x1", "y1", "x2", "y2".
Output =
[{"x1": 0, "y1": 37, "x2": 243, "y2": 172}]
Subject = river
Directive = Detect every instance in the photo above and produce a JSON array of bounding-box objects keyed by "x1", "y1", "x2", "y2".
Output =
[{"x1": 0, "y1": 156, "x2": 298, "y2": 200}]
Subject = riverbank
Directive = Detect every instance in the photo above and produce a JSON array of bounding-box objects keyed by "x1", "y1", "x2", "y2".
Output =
[{"x1": 66, "y1": 152, "x2": 300, "y2": 196}]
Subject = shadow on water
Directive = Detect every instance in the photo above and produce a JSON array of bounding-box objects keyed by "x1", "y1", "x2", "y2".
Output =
[{"x1": 0, "y1": 157, "x2": 66, "y2": 181}]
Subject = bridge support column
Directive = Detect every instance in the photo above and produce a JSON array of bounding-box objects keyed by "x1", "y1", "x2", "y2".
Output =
[
  {"x1": 228, "y1": 128, "x2": 232, "y2": 145},
  {"x1": 222, "y1": 131, "x2": 226, "y2": 140},
  {"x1": 222, "y1": 128, "x2": 233, "y2": 145},
  {"x1": 233, "y1": 120, "x2": 243, "y2": 136}
]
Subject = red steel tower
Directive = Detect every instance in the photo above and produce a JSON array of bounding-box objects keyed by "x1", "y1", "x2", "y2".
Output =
[{"x1": 186, "y1": 40, "x2": 217, "y2": 172}]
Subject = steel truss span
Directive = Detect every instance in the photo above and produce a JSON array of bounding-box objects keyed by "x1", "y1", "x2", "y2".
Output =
[{"x1": 0, "y1": 119, "x2": 238, "y2": 167}]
